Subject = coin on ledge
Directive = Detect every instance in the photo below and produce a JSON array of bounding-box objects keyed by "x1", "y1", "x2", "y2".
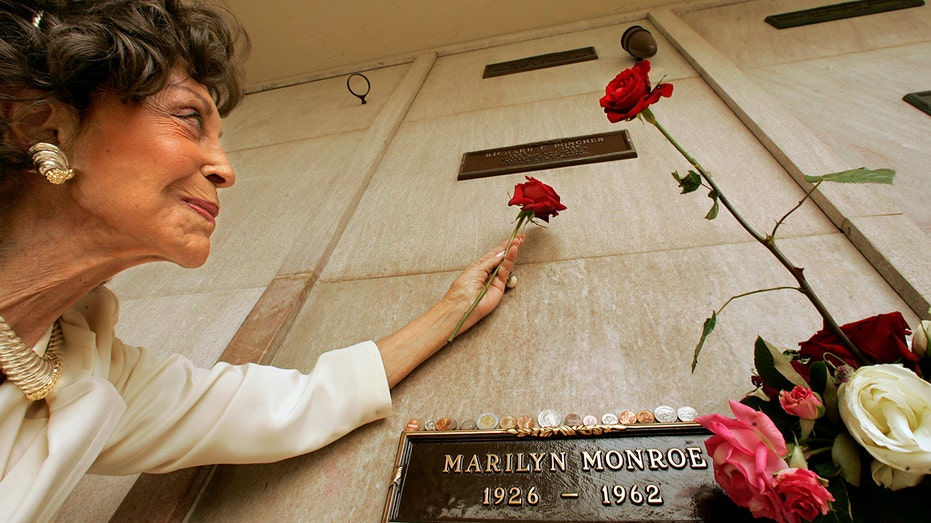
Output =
[
  {"x1": 636, "y1": 410, "x2": 655, "y2": 423},
  {"x1": 516, "y1": 415, "x2": 535, "y2": 429},
  {"x1": 677, "y1": 406, "x2": 698, "y2": 422},
  {"x1": 477, "y1": 412, "x2": 499, "y2": 430},
  {"x1": 499, "y1": 415, "x2": 518, "y2": 430},
  {"x1": 538, "y1": 409, "x2": 561, "y2": 427},
  {"x1": 654, "y1": 406, "x2": 677, "y2": 423}
]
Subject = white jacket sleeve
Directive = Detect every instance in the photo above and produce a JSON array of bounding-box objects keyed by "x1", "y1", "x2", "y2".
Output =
[{"x1": 89, "y1": 339, "x2": 392, "y2": 474}]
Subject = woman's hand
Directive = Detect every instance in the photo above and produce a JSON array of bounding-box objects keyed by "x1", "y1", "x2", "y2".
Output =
[
  {"x1": 376, "y1": 237, "x2": 523, "y2": 387},
  {"x1": 444, "y1": 235, "x2": 524, "y2": 333}
]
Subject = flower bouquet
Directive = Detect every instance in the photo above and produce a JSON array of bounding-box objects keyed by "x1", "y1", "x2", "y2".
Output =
[{"x1": 600, "y1": 60, "x2": 931, "y2": 522}]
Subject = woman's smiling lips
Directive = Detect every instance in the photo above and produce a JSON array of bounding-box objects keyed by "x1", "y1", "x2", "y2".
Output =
[{"x1": 183, "y1": 197, "x2": 219, "y2": 225}]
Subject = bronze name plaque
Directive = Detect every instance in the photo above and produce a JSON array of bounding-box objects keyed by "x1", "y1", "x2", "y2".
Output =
[
  {"x1": 765, "y1": 0, "x2": 924, "y2": 29},
  {"x1": 904, "y1": 90, "x2": 931, "y2": 117},
  {"x1": 483, "y1": 47, "x2": 598, "y2": 78},
  {"x1": 383, "y1": 424, "x2": 748, "y2": 522},
  {"x1": 458, "y1": 130, "x2": 637, "y2": 181}
]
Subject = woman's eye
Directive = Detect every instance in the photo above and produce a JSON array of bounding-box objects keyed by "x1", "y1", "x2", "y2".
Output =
[{"x1": 177, "y1": 111, "x2": 203, "y2": 127}]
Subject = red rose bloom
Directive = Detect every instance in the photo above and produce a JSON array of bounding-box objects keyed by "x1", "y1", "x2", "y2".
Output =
[
  {"x1": 600, "y1": 60, "x2": 673, "y2": 122},
  {"x1": 508, "y1": 176, "x2": 566, "y2": 222},
  {"x1": 793, "y1": 312, "x2": 919, "y2": 381},
  {"x1": 771, "y1": 468, "x2": 834, "y2": 523}
]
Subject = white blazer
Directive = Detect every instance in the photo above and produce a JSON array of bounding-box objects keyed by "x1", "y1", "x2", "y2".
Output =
[{"x1": 0, "y1": 286, "x2": 392, "y2": 522}]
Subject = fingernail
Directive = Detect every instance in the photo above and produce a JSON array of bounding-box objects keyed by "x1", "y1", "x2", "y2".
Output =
[{"x1": 495, "y1": 250, "x2": 505, "y2": 257}]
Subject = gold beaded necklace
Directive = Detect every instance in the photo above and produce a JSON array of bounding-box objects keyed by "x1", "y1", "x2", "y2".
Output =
[{"x1": 0, "y1": 316, "x2": 63, "y2": 400}]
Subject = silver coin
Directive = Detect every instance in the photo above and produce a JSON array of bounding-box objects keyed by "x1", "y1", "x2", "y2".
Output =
[
  {"x1": 601, "y1": 413, "x2": 619, "y2": 425},
  {"x1": 677, "y1": 406, "x2": 698, "y2": 422},
  {"x1": 538, "y1": 409, "x2": 561, "y2": 427},
  {"x1": 654, "y1": 406, "x2": 677, "y2": 423},
  {"x1": 476, "y1": 412, "x2": 499, "y2": 430},
  {"x1": 459, "y1": 418, "x2": 477, "y2": 430},
  {"x1": 424, "y1": 419, "x2": 437, "y2": 431},
  {"x1": 582, "y1": 415, "x2": 599, "y2": 426}
]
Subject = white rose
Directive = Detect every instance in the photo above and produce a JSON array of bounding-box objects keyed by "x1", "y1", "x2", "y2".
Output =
[
  {"x1": 912, "y1": 320, "x2": 930, "y2": 358},
  {"x1": 838, "y1": 364, "x2": 931, "y2": 482},
  {"x1": 870, "y1": 460, "x2": 925, "y2": 491}
]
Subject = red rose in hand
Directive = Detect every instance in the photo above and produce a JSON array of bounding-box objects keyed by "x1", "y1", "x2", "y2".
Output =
[
  {"x1": 508, "y1": 176, "x2": 566, "y2": 222},
  {"x1": 600, "y1": 60, "x2": 673, "y2": 122},
  {"x1": 794, "y1": 312, "x2": 919, "y2": 380}
]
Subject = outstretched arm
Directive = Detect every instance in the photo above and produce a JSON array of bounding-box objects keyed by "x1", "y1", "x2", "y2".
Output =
[{"x1": 376, "y1": 237, "x2": 523, "y2": 387}]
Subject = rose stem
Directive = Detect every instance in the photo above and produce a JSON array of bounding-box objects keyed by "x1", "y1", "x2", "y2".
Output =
[
  {"x1": 448, "y1": 210, "x2": 532, "y2": 342},
  {"x1": 642, "y1": 108, "x2": 867, "y2": 364}
]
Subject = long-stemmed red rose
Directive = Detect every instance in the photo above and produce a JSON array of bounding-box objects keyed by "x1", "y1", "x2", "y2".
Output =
[
  {"x1": 448, "y1": 177, "x2": 565, "y2": 342},
  {"x1": 600, "y1": 60, "x2": 894, "y2": 368},
  {"x1": 600, "y1": 59, "x2": 673, "y2": 122}
]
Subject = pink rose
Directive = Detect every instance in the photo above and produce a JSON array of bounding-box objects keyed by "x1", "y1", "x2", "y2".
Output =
[
  {"x1": 779, "y1": 386, "x2": 825, "y2": 420},
  {"x1": 696, "y1": 401, "x2": 788, "y2": 520},
  {"x1": 771, "y1": 468, "x2": 834, "y2": 523}
]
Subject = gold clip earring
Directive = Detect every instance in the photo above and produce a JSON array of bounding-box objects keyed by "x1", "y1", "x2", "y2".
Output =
[{"x1": 29, "y1": 142, "x2": 75, "y2": 185}]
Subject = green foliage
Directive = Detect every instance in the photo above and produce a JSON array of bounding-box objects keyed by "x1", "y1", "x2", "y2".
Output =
[
  {"x1": 690, "y1": 312, "x2": 717, "y2": 372},
  {"x1": 808, "y1": 361, "x2": 840, "y2": 423},
  {"x1": 832, "y1": 433, "x2": 861, "y2": 487},
  {"x1": 705, "y1": 190, "x2": 719, "y2": 220},
  {"x1": 754, "y1": 337, "x2": 807, "y2": 391},
  {"x1": 672, "y1": 170, "x2": 702, "y2": 193},
  {"x1": 804, "y1": 167, "x2": 895, "y2": 185}
]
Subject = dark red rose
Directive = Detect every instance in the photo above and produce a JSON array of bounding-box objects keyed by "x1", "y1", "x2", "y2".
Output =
[
  {"x1": 508, "y1": 176, "x2": 566, "y2": 222},
  {"x1": 792, "y1": 312, "x2": 919, "y2": 380},
  {"x1": 600, "y1": 60, "x2": 673, "y2": 123}
]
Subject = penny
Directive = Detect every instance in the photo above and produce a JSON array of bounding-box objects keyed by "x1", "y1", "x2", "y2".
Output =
[
  {"x1": 538, "y1": 409, "x2": 561, "y2": 427},
  {"x1": 677, "y1": 406, "x2": 698, "y2": 422},
  {"x1": 476, "y1": 412, "x2": 499, "y2": 430},
  {"x1": 424, "y1": 419, "x2": 437, "y2": 431},
  {"x1": 499, "y1": 415, "x2": 518, "y2": 430},
  {"x1": 564, "y1": 413, "x2": 582, "y2": 426},
  {"x1": 601, "y1": 413, "x2": 619, "y2": 425},
  {"x1": 459, "y1": 418, "x2": 477, "y2": 430},
  {"x1": 404, "y1": 419, "x2": 422, "y2": 431},
  {"x1": 654, "y1": 405, "x2": 677, "y2": 423},
  {"x1": 516, "y1": 415, "x2": 535, "y2": 429},
  {"x1": 435, "y1": 417, "x2": 453, "y2": 431},
  {"x1": 582, "y1": 415, "x2": 599, "y2": 426},
  {"x1": 618, "y1": 410, "x2": 637, "y2": 424},
  {"x1": 636, "y1": 410, "x2": 655, "y2": 423}
]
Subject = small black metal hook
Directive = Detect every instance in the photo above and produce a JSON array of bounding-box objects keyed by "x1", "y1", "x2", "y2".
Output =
[{"x1": 347, "y1": 73, "x2": 371, "y2": 104}]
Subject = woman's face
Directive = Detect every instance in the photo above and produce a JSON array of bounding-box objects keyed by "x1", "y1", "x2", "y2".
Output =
[{"x1": 66, "y1": 69, "x2": 235, "y2": 268}]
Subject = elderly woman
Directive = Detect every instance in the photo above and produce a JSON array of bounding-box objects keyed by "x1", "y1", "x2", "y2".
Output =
[{"x1": 0, "y1": 0, "x2": 522, "y2": 520}]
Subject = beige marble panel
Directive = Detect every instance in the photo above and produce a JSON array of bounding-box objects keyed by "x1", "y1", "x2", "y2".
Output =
[
  {"x1": 221, "y1": 64, "x2": 409, "y2": 152},
  {"x1": 321, "y1": 76, "x2": 836, "y2": 282},
  {"x1": 407, "y1": 20, "x2": 697, "y2": 122},
  {"x1": 112, "y1": 288, "x2": 264, "y2": 367},
  {"x1": 679, "y1": 0, "x2": 931, "y2": 70},
  {"x1": 747, "y1": 43, "x2": 931, "y2": 233},
  {"x1": 57, "y1": 474, "x2": 138, "y2": 522},
  {"x1": 190, "y1": 233, "x2": 916, "y2": 521},
  {"x1": 109, "y1": 131, "x2": 366, "y2": 298}
]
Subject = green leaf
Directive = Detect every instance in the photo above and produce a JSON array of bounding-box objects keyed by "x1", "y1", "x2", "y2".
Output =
[
  {"x1": 804, "y1": 167, "x2": 895, "y2": 185},
  {"x1": 822, "y1": 477, "x2": 854, "y2": 523},
  {"x1": 671, "y1": 170, "x2": 702, "y2": 194},
  {"x1": 810, "y1": 361, "x2": 829, "y2": 395},
  {"x1": 832, "y1": 433, "x2": 861, "y2": 487},
  {"x1": 690, "y1": 312, "x2": 717, "y2": 372},
  {"x1": 754, "y1": 337, "x2": 808, "y2": 391},
  {"x1": 704, "y1": 190, "x2": 719, "y2": 220}
]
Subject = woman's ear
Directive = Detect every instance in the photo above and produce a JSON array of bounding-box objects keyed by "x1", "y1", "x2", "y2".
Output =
[{"x1": 6, "y1": 99, "x2": 77, "y2": 149}]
